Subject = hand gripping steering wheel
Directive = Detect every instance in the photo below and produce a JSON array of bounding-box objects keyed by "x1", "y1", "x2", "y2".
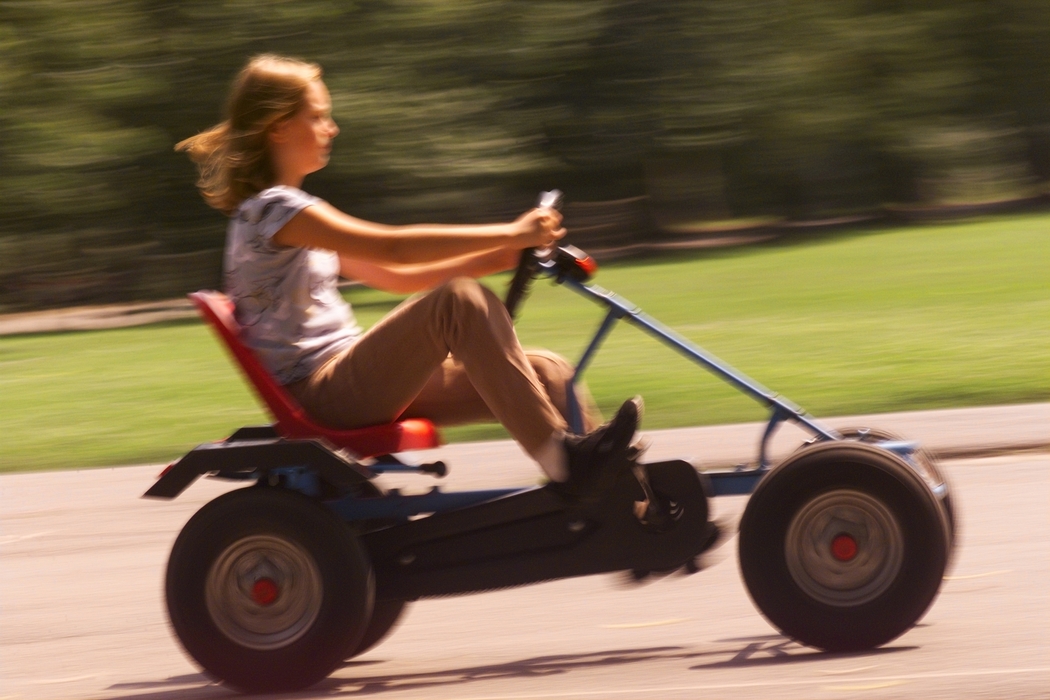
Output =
[{"x1": 504, "y1": 190, "x2": 562, "y2": 319}]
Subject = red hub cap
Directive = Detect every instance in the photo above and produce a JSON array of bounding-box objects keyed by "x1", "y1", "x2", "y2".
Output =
[
  {"x1": 831, "y1": 533, "x2": 859, "y2": 562},
  {"x1": 251, "y1": 577, "x2": 279, "y2": 606}
]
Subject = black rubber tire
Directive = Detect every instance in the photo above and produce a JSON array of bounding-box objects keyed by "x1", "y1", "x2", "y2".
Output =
[
  {"x1": 829, "y1": 427, "x2": 957, "y2": 547},
  {"x1": 346, "y1": 598, "x2": 409, "y2": 659},
  {"x1": 739, "y1": 442, "x2": 950, "y2": 652},
  {"x1": 166, "y1": 486, "x2": 374, "y2": 693}
]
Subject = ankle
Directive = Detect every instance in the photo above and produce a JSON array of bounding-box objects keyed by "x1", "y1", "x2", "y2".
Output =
[{"x1": 533, "y1": 431, "x2": 569, "y2": 482}]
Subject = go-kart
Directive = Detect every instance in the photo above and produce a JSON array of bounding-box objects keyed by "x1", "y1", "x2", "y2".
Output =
[{"x1": 146, "y1": 207, "x2": 955, "y2": 693}]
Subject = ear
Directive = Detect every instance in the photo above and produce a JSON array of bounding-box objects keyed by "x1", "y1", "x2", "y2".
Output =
[{"x1": 268, "y1": 119, "x2": 291, "y2": 145}]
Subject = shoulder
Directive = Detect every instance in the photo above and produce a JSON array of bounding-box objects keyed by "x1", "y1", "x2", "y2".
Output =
[
  {"x1": 234, "y1": 186, "x2": 320, "y2": 223},
  {"x1": 261, "y1": 185, "x2": 320, "y2": 209}
]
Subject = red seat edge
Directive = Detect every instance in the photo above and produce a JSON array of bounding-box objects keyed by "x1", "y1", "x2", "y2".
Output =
[{"x1": 283, "y1": 418, "x2": 442, "y2": 458}]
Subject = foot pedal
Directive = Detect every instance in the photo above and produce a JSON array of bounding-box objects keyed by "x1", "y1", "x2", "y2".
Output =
[{"x1": 631, "y1": 462, "x2": 681, "y2": 533}]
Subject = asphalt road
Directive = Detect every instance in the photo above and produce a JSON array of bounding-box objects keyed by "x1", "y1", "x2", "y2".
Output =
[{"x1": 1, "y1": 444, "x2": 1048, "y2": 700}]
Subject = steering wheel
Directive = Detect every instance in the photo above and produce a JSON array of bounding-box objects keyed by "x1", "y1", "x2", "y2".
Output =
[
  {"x1": 504, "y1": 190, "x2": 562, "y2": 320},
  {"x1": 504, "y1": 246, "x2": 540, "y2": 320}
]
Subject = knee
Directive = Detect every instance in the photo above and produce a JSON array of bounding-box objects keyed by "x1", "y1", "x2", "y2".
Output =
[
  {"x1": 441, "y1": 276, "x2": 483, "y2": 297},
  {"x1": 437, "y1": 277, "x2": 500, "y2": 315},
  {"x1": 525, "y1": 350, "x2": 578, "y2": 423},
  {"x1": 526, "y1": 350, "x2": 575, "y2": 388}
]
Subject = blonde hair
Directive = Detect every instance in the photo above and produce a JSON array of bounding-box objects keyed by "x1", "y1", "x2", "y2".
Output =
[{"x1": 176, "y1": 54, "x2": 322, "y2": 214}]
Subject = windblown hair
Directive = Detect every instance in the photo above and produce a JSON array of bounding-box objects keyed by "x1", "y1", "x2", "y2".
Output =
[{"x1": 176, "y1": 55, "x2": 322, "y2": 214}]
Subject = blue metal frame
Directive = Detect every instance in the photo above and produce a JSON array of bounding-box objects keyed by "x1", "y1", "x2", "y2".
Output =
[
  {"x1": 537, "y1": 257, "x2": 852, "y2": 489},
  {"x1": 214, "y1": 463, "x2": 528, "y2": 523}
]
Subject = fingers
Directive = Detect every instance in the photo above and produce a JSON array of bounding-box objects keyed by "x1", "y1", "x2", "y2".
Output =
[
  {"x1": 536, "y1": 208, "x2": 565, "y2": 245},
  {"x1": 513, "y1": 207, "x2": 566, "y2": 249},
  {"x1": 536, "y1": 224, "x2": 565, "y2": 249}
]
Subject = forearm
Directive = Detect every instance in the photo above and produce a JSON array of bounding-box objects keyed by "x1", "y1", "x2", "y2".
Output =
[
  {"x1": 341, "y1": 248, "x2": 517, "y2": 294},
  {"x1": 280, "y1": 203, "x2": 521, "y2": 265}
]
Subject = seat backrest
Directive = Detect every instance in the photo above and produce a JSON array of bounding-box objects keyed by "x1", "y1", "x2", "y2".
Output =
[
  {"x1": 189, "y1": 290, "x2": 442, "y2": 457},
  {"x1": 189, "y1": 290, "x2": 312, "y2": 433}
]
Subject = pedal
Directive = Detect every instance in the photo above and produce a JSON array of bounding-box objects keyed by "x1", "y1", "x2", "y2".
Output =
[
  {"x1": 631, "y1": 462, "x2": 681, "y2": 533},
  {"x1": 623, "y1": 519, "x2": 727, "y2": 585}
]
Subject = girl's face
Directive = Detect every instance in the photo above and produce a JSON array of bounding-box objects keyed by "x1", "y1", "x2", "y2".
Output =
[{"x1": 268, "y1": 79, "x2": 339, "y2": 182}]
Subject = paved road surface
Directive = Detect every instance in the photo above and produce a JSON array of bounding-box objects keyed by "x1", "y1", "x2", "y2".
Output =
[{"x1": 1, "y1": 440, "x2": 1048, "y2": 700}]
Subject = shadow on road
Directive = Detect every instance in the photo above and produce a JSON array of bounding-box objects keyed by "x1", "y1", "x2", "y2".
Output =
[
  {"x1": 317, "y1": 641, "x2": 911, "y2": 697},
  {"x1": 104, "y1": 672, "x2": 232, "y2": 699},
  {"x1": 690, "y1": 637, "x2": 914, "y2": 670},
  {"x1": 96, "y1": 640, "x2": 914, "y2": 699}
]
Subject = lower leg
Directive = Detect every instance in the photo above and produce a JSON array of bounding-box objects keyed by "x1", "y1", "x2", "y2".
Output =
[
  {"x1": 521, "y1": 349, "x2": 601, "y2": 434},
  {"x1": 401, "y1": 351, "x2": 600, "y2": 432}
]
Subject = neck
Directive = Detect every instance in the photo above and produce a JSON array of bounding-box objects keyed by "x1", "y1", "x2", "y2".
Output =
[
  {"x1": 270, "y1": 149, "x2": 306, "y2": 190},
  {"x1": 272, "y1": 171, "x2": 305, "y2": 190}
]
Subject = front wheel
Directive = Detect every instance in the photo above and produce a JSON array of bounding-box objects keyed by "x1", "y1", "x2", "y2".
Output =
[
  {"x1": 820, "y1": 426, "x2": 956, "y2": 545},
  {"x1": 739, "y1": 442, "x2": 950, "y2": 652},
  {"x1": 166, "y1": 486, "x2": 374, "y2": 693}
]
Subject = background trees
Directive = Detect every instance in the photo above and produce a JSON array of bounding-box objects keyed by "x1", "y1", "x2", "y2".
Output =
[{"x1": 1, "y1": 0, "x2": 1047, "y2": 309}]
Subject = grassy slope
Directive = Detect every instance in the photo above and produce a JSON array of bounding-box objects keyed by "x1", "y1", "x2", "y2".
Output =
[{"x1": 1, "y1": 214, "x2": 1047, "y2": 471}]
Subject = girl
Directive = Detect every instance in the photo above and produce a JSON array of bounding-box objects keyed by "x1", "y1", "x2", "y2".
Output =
[{"x1": 177, "y1": 54, "x2": 639, "y2": 495}]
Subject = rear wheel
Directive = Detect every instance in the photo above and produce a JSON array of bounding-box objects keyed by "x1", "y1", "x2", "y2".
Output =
[
  {"x1": 166, "y1": 486, "x2": 373, "y2": 693},
  {"x1": 739, "y1": 442, "x2": 950, "y2": 651}
]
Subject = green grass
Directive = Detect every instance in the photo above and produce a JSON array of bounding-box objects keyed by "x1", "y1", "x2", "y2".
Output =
[{"x1": 2, "y1": 213, "x2": 1048, "y2": 472}]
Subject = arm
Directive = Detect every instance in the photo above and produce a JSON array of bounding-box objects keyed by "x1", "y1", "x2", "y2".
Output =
[
  {"x1": 340, "y1": 247, "x2": 519, "y2": 295},
  {"x1": 274, "y1": 201, "x2": 564, "y2": 266}
]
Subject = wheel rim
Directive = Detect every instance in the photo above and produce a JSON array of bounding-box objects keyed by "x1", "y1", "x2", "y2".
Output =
[
  {"x1": 205, "y1": 534, "x2": 323, "y2": 650},
  {"x1": 842, "y1": 429, "x2": 945, "y2": 492},
  {"x1": 785, "y1": 489, "x2": 904, "y2": 607}
]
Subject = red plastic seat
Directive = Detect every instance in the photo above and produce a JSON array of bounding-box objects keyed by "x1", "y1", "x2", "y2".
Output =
[{"x1": 190, "y1": 290, "x2": 441, "y2": 458}]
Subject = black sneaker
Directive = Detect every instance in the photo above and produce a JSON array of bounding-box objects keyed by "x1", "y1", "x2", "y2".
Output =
[{"x1": 554, "y1": 396, "x2": 642, "y2": 498}]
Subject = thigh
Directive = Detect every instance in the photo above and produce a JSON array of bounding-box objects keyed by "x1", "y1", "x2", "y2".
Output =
[
  {"x1": 288, "y1": 293, "x2": 452, "y2": 428},
  {"x1": 399, "y1": 357, "x2": 496, "y2": 426}
]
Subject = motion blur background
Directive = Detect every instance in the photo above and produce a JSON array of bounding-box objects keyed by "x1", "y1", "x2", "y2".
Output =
[{"x1": 2, "y1": 0, "x2": 1049, "y2": 311}]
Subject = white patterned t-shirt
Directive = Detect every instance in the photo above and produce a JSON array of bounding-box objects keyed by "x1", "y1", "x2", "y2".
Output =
[{"x1": 224, "y1": 186, "x2": 361, "y2": 385}]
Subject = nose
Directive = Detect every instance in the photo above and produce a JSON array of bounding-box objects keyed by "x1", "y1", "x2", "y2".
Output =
[{"x1": 328, "y1": 118, "x2": 339, "y2": 138}]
